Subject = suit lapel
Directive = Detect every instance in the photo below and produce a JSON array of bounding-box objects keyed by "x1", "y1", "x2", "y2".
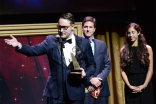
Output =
[
  {"x1": 75, "y1": 34, "x2": 82, "y2": 58},
  {"x1": 67, "y1": 34, "x2": 82, "y2": 68},
  {"x1": 56, "y1": 37, "x2": 67, "y2": 67},
  {"x1": 94, "y1": 39, "x2": 98, "y2": 61}
]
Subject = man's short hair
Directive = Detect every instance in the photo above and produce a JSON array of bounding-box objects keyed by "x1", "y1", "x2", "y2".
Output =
[
  {"x1": 82, "y1": 16, "x2": 96, "y2": 28},
  {"x1": 59, "y1": 13, "x2": 75, "y2": 24}
]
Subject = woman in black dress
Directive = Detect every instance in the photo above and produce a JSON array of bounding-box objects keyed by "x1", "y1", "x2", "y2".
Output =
[{"x1": 120, "y1": 23, "x2": 154, "y2": 104}]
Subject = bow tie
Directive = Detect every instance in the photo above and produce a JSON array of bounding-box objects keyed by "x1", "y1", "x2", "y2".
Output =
[{"x1": 63, "y1": 39, "x2": 72, "y2": 44}]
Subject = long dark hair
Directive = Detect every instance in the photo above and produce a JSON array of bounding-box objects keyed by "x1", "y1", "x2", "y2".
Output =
[{"x1": 120, "y1": 23, "x2": 149, "y2": 69}]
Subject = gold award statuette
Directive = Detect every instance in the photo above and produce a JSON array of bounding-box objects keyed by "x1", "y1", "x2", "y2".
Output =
[{"x1": 70, "y1": 53, "x2": 82, "y2": 75}]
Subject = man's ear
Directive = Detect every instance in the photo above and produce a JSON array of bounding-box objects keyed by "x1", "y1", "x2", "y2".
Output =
[
  {"x1": 71, "y1": 24, "x2": 75, "y2": 30},
  {"x1": 94, "y1": 28, "x2": 96, "y2": 32}
]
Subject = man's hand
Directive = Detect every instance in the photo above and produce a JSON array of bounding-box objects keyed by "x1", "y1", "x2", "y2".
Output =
[
  {"x1": 88, "y1": 85, "x2": 96, "y2": 92},
  {"x1": 4, "y1": 35, "x2": 21, "y2": 49},
  {"x1": 90, "y1": 77, "x2": 102, "y2": 87},
  {"x1": 80, "y1": 68, "x2": 86, "y2": 79}
]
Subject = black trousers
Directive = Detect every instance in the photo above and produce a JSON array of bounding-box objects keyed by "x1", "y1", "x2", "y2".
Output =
[
  {"x1": 47, "y1": 88, "x2": 84, "y2": 104},
  {"x1": 84, "y1": 95, "x2": 108, "y2": 104}
]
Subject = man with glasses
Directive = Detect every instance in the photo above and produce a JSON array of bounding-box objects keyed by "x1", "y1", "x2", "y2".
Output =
[
  {"x1": 4, "y1": 13, "x2": 96, "y2": 104},
  {"x1": 82, "y1": 16, "x2": 111, "y2": 104}
]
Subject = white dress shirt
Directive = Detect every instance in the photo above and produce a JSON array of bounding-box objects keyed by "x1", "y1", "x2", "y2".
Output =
[{"x1": 63, "y1": 34, "x2": 76, "y2": 66}]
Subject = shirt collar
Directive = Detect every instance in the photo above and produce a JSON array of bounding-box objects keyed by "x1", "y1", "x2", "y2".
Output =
[
  {"x1": 82, "y1": 35, "x2": 94, "y2": 43},
  {"x1": 71, "y1": 33, "x2": 75, "y2": 40},
  {"x1": 90, "y1": 36, "x2": 94, "y2": 43}
]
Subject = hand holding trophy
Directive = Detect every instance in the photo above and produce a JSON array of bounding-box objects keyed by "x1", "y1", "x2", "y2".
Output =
[
  {"x1": 70, "y1": 53, "x2": 86, "y2": 79},
  {"x1": 70, "y1": 52, "x2": 82, "y2": 75},
  {"x1": 70, "y1": 46, "x2": 86, "y2": 79}
]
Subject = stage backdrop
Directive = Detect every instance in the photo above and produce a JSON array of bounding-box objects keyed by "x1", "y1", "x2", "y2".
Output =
[
  {"x1": 1, "y1": 23, "x2": 154, "y2": 104},
  {"x1": 0, "y1": 35, "x2": 48, "y2": 104},
  {"x1": 0, "y1": 22, "x2": 83, "y2": 104},
  {"x1": 0, "y1": 0, "x2": 135, "y2": 14}
]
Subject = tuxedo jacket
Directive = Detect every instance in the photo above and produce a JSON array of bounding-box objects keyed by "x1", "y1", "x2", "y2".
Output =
[
  {"x1": 86, "y1": 39, "x2": 111, "y2": 97},
  {"x1": 16, "y1": 34, "x2": 96, "y2": 100}
]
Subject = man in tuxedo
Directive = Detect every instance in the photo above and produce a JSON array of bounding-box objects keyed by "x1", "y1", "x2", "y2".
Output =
[
  {"x1": 82, "y1": 16, "x2": 111, "y2": 104},
  {"x1": 4, "y1": 13, "x2": 96, "y2": 104}
]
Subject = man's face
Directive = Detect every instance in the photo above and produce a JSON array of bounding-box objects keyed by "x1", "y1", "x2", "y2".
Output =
[
  {"x1": 58, "y1": 18, "x2": 74, "y2": 39},
  {"x1": 82, "y1": 21, "x2": 96, "y2": 38}
]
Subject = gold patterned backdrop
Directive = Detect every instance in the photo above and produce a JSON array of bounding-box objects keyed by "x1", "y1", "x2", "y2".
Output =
[{"x1": 0, "y1": 22, "x2": 82, "y2": 37}]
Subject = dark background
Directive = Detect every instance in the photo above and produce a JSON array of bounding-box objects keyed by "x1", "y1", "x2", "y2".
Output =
[{"x1": 0, "y1": 0, "x2": 155, "y2": 104}]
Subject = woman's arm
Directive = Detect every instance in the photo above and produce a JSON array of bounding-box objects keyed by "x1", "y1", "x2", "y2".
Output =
[
  {"x1": 120, "y1": 68, "x2": 136, "y2": 91},
  {"x1": 120, "y1": 47, "x2": 137, "y2": 92},
  {"x1": 138, "y1": 45, "x2": 153, "y2": 91}
]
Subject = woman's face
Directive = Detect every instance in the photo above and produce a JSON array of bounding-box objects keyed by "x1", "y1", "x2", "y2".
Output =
[{"x1": 127, "y1": 27, "x2": 140, "y2": 44}]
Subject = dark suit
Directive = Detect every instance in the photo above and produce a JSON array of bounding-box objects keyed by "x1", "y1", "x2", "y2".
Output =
[
  {"x1": 85, "y1": 39, "x2": 111, "y2": 104},
  {"x1": 16, "y1": 34, "x2": 96, "y2": 103}
]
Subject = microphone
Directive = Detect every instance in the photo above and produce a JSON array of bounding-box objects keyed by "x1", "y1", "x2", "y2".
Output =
[
  {"x1": 56, "y1": 34, "x2": 62, "y2": 43},
  {"x1": 56, "y1": 35, "x2": 66, "y2": 103},
  {"x1": 56, "y1": 35, "x2": 65, "y2": 48}
]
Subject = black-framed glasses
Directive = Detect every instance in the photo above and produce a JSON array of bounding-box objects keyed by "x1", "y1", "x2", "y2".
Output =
[{"x1": 57, "y1": 24, "x2": 73, "y2": 30}]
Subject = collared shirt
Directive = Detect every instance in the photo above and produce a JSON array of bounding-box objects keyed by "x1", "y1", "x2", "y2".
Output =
[
  {"x1": 63, "y1": 33, "x2": 76, "y2": 66},
  {"x1": 82, "y1": 35, "x2": 95, "y2": 55}
]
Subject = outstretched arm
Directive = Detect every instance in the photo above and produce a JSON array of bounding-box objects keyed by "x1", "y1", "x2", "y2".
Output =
[
  {"x1": 4, "y1": 35, "x2": 22, "y2": 49},
  {"x1": 5, "y1": 34, "x2": 49, "y2": 56}
]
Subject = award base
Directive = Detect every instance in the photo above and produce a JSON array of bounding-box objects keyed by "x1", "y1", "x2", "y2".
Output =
[
  {"x1": 70, "y1": 69, "x2": 82, "y2": 79},
  {"x1": 70, "y1": 69, "x2": 82, "y2": 75}
]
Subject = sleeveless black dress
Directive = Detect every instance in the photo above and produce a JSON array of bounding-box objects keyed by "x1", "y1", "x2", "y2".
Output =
[{"x1": 124, "y1": 47, "x2": 154, "y2": 104}]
